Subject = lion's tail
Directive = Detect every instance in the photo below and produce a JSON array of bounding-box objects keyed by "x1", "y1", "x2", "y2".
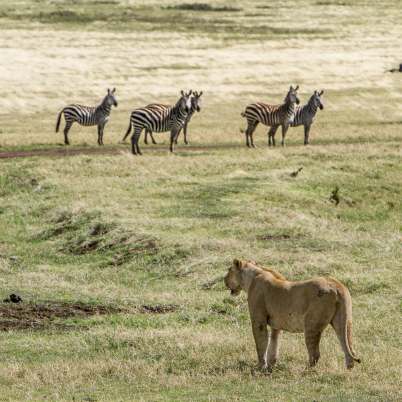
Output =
[{"x1": 331, "y1": 279, "x2": 361, "y2": 369}]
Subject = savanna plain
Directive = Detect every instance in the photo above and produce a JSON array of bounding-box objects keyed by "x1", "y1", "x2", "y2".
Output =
[{"x1": 0, "y1": 0, "x2": 401, "y2": 401}]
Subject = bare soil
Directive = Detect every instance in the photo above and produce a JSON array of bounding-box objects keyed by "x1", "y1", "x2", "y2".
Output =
[
  {"x1": 0, "y1": 144, "x2": 239, "y2": 159},
  {"x1": 0, "y1": 301, "x2": 180, "y2": 331},
  {"x1": 0, "y1": 301, "x2": 124, "y2": 331}
]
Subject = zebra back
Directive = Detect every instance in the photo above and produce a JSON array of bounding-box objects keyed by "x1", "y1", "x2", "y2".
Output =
[
  {"x1": 242, "y1": 86, "x2": 300, "y2": 127},
  {"x1": 61, "y1": 89, "x2": 117, "y2": 127},
  {"x1": 131, "y1": 92, "x2": 192, "y2": 133}
]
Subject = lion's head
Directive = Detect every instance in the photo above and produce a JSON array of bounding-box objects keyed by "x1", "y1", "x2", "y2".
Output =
[{"x1": 224, "y1": 259, "x2": 244, "y2": 296}]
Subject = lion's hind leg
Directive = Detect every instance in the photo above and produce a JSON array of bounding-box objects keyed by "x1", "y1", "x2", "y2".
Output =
[
  {"x1": 304, "y1": 310, "x2": 330, "y2": 368},
  {"x1": 304, "y1": 327, "x2": 324, "y2": 367}
]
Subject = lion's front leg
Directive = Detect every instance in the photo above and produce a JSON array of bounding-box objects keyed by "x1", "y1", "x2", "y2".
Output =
[
  {"x1": 267, "y1": 328, "x2": 281, "y2": 371},
  {"x1": 251, "y1": 318, "x2": 269, "y2": 370}
]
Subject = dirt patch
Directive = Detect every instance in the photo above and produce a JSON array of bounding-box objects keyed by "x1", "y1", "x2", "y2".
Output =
[
  {"x1": 0, "y1": 301, "x2": 124, "y2": 332},
  {"x1": 0, "y1": 144, "x2": 239, "y2": 160},
  {"x1": 164, "y1": 3, "x2": 241, "y2": 12},
  {"x1": 257, "y1": 234, "x2": 292, "y2": 241},
  {"x1": 139, "y1": 304, "x2": 179, "y2": 314}
]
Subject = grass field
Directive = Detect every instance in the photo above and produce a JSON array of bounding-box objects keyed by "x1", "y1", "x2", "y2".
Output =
[{"x1": 0, "y1": 1, "x2": 401, "y2": 401}]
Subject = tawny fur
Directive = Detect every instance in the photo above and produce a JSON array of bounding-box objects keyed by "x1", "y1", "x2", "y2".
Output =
[{"x1": 224, "y1": 259, "x2": 360, "y2": 371}]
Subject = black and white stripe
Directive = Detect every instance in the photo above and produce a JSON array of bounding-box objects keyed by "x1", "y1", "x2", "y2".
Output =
[
  {"x1": 241, "y1": 86, "x2": 300, "y2": 147},
  {"x1": 268, "y1": 90, "x2": 324, "y2": 146},
  {"x1": 55, "y1": 88, "x2": 118, "y2": 145},
  {"x1": 122, "y1": 90, "x2": 193, "y2": 155},
  {"x1": 143, "y1": 91, "x2": 203, "y2": 145}
]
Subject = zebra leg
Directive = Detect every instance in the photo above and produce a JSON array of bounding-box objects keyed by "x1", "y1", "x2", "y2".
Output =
[
  {"x1": 245, "y1": 120, "x2": 258, "y2": 148},
  {"x1": 97, "y1": 125, "x2": 102, "y2": 146},
  {"x1": 131, "y1": 128, "x2": 142, "y2": 155},
  {"x1": 250, "y1": 131, "x2": 256, "y2": 148},
  {"x1": 144, "y1": 130, "x2": 148, "y2": 145},
  {"x1": 131, "y1": 134, "x2": 137, "y2": 155},
  {"x1": 268, "y1": 125, "x2": 279, "y2": 147},
  {"x1": 304, "y1": 124, "x2": 311, "y2": 145},
  {"x1": 150, "y1": 131, "x2": 157, "y2": 145},
  {"x1": 174, "y1": 127, "x2": 182, "y2": 145},
  {"x1": 134, "y1": 128, "x2": 142, "y2": 155},
  {"x1": 170, "y1": 128, "x2": 180, "y2": 153},
  {"x1": 183, "y1": 123, "x2": 189, "y2": 145},
  {"x1": 100, "y1": 124, "x2": 106, "y2": 145},
  {"x1": 63, "y1": 121, "x2": 73, "y2": 145},
  {"x1": 244, "y1": 122, "x2": 251, "y2": 147},
  {"x1": 281, "y1": 124, "x2": 289, "y2": 147},
  {"x1": 245, "y1": 132, "x2": 250, "y2": 148}
]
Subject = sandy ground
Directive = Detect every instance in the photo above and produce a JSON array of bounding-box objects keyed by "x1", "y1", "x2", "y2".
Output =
[
  {"x1": 0, "y1": 27, "x2": 401, "y2": 116},
  {"x1": 0, "y1": 2, "x2": 401, "y2": 148}
]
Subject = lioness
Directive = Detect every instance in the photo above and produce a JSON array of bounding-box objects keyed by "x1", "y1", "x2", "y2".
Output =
[{"x1": 224, "y1": 259, "x2": 360, "y2": 371}]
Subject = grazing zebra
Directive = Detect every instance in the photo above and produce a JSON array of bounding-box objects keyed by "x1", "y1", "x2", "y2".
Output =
[
  {"x1": 122, "y1": 90, "x2": 192, "y2": 155},
  {"x1": 241, "y1": 85, "x2": 300, "y2": 148},
  {"x1": 143, "y1": 91, "x2": 203, "y2": 145},
  {"x1": 55, "y1": 88, "x2": 118, "y2": 146},
  {"x1": 268, "y1": 90, "x2": 324, "y2": 146}
]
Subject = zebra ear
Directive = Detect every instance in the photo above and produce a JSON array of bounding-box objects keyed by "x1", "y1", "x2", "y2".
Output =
[
  {"x1": 189, "y1": 90, "x2": 193, "y2": 95},
  {"x1": 289, "y1": 85, "x2": 293, "y2": 90},
  {"x1": 319, "y1": 90, "x2": 324, "y2": 96},
  {"x1": 181, "y1": 90, "x2": 185, "y2": 97},
  {"x1": 294, "y1": 85, "x2": 299, "y2": 91},
  {"x1": 199, "y1": 91, "x2": 203, "y2": 97},
  {"x1": 112, "y1": 88, "x2": 116, "y2": 94}
]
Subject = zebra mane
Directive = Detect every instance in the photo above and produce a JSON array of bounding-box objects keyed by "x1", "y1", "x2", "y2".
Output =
[
  {"x1": 174, "y1": 96, "x2": 184, "y2": 109},
  {"x1": 306, "y1": 95, "x2": 318, "y2": 113},
  {"x1": 98, "y1": 94, "x2": 111, "y2": 110}
]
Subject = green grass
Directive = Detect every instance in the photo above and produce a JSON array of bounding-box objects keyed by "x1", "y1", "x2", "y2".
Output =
[
  {"x1": 1, "y1": 140, "x2": 401, "y2": 401},
  {"x1": 0, "y1": 0, "x2": 402, "y2": 401}
]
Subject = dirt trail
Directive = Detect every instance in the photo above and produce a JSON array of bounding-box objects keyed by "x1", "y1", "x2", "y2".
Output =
[{"x1": 0, "y1": 144, "x2": 239, "y2": 159}]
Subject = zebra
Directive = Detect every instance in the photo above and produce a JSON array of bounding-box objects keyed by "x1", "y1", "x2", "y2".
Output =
[
  {"x1": 143, "y1": 91, "x2": 203, "y2": 145},
  {"x1": 122, "y1": 90, "x2": 192, "y2": 155},
  {"x1": 55, "y1": 88, "x2": 118, "y2": 145},
  {"x1": 241, "y1": 85, "x2": 300, "y2": 148},
  {"x1": 268, "y1": 90, "x2": 324, "y2": 146}
]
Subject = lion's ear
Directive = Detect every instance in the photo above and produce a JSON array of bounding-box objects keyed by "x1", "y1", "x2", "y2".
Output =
[{"x1": 233, "y1": 258, "x2": 243, "y2": 270}]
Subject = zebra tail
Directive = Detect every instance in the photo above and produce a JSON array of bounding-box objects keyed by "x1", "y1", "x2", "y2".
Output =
[
  {"x1": 122, "y1": 121, "x2": 132, "y2": 142},
  {"x1": 55, "y1": 110, "x2": 63, "y2": 133},
  {"x1": 241, "y1": 111, "x2": 246, "y2": 118}
]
